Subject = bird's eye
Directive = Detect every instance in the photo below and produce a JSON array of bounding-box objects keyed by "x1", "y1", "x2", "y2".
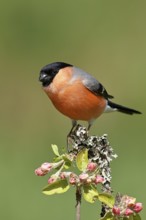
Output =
[{"x1": 52, "y1": 70, "x2": 59, "y2": 75}]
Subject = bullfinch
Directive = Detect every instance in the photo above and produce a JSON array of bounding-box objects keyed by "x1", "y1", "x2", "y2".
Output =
[{"x1": 39, "y1": 62, "x2": 141, "y2": 133}]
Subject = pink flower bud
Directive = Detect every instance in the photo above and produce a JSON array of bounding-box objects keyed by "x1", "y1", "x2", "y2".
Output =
[
  {"x1": 60, "y1": 172, "x2": 66, "y2": 179},
  {"x1": 87, "y1": 162, "x2": 97, "y2": 171},
  {"x1": 48, "y1": 177, "x2": 55, "y2": 184},
  {"x1": 41, "y1": 163, "x2": 52, "y2": 172},
  {"x1": 35, "y1": 168, "x2": 46, "y2": 176},
  {"x1": 69, "y1": 177, "x2": 76, "y2": 185},
  {"x1": 124, "y1": 208, "x2": 133, "y2": 216},
  {"x1": 79, "y1": 173, "x2": 89, "y2": 182},
  {"x1": 133, "y1": 203, "x2": 143, "y2": 213},
  {"x1": 94, "y1": 175, "x2": 104, "y2": 184},
  {"x1": 112, "y1": 206, "x2": 121, "y2": 216}
]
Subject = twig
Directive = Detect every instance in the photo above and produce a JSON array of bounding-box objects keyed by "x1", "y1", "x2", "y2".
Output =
[{"x1": 76, "y1": 186, "x2": 82, "y2": 220}]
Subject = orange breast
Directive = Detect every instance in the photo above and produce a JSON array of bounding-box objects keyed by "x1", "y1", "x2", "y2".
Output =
[{"x1": 43, "y1": 68, "x2": 107, "y2": 121}]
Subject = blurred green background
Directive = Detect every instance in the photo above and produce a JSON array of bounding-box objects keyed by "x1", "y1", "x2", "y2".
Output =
[{"x1": 0, "y1": 0, "x2": 145, "y2": 219}]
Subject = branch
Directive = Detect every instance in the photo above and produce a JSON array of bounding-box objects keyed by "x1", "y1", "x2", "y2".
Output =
[{"x1": 35, "y1": 124, "x2": 143, "y2": 220}]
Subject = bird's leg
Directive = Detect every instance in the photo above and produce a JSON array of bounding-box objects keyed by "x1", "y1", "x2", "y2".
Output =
[
  {"x1": 87, "y1": 124, "x2": 92, "y2": 131},
  {"x1": 67, "y1": 120, "x2": 77, "y2": 152},
  {"x1": 69, "y1": 120, "x2": 77, "y2": 135},
  {"x1": 87, "y1": 119, "x2": 94, "y2": 132}
]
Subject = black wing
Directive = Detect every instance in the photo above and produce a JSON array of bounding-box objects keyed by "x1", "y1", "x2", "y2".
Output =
[
  {"x1": 73, "y1": 67, "x2": 114, "y2": 99},
  {"x1": 82, "y1": 76, "x2": 113, "y2": 99},
  {"x1": 84, "y1": 81, "x2": 114, "y2": 99}
]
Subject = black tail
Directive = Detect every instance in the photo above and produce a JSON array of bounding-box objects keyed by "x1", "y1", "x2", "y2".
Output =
[{"x1": 108, "y1": 101, "x2": 142, "y2": 115}]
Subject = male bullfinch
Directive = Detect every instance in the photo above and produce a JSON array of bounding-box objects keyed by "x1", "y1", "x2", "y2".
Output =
[{"x1": 39, "y1": 62, "x2": 141, "y2": 132}]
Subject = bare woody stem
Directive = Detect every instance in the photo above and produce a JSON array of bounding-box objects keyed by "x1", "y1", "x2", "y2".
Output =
[{"x1": 76, "y1": 186, "x2": 82, "y2": 220}]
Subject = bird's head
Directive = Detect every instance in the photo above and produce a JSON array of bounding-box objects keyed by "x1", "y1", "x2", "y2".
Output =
[{"x1": 39, "y1": 62, "x2": 72, "y2": 87}]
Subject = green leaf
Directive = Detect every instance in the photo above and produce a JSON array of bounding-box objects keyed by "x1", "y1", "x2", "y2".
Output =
[
  {"x1": 123, "y1": 217, "x2": 131, "y2": 220},
  {"x1": 76, "y1": 148, "x2": 89, "y2": 171},
  {"x1": 83, "y1": 184, "x2": 99, "y2": 203},
  {"x1": 42, "y1": 179, "x2": 70, "y2": 195},
  {"x1": 53, "y1": 155, "x2": 64, "y2": 163},
  {"x1": 99, "y1": 211, "x2": 114, "y2": 220},
  {"x1": 51, "y1": 144, "x2": 60, "y2": 157},
  {"x1": 98, "y1": 193, "x2": 115, "y2": 208},
  {"x1": 62, "y1": 155, "x2": 72, "y2": 169},
  {"x1": 133, "y1": 213, "x2": 141, "y2": 220},
  {"x1": 123, "y1": 215, "x2": 136, "y2": 220}
]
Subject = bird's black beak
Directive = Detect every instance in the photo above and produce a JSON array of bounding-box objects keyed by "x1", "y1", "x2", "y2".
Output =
[
  {"x1": 39, "y1": 72, "x2": 48, "y2": 82},
  {"x1": 39, "y1": 72, "x2": 53, "y2": 87}
]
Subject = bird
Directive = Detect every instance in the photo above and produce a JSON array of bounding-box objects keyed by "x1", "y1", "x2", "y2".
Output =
[{"x1": 39, "y1": 62, "x2": 141, "y2": 135}]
